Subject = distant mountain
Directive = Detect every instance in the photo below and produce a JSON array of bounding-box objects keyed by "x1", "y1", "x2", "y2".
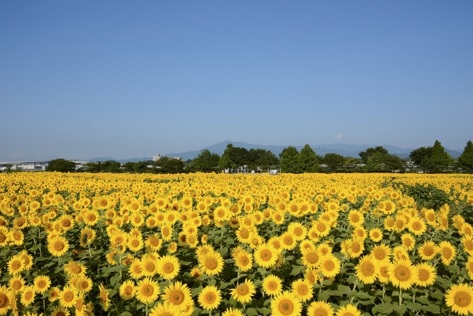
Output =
[{"x1": 163, "y1": 140, "x2": 464, "y2": 160}]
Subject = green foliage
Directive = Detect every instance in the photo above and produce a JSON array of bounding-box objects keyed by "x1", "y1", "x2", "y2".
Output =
[
  {"x1": 279, "y1": 146, "x2": 300, "y2": 173},
  {"x1": 322, "y1": 153, "x2": 346, "y2": 172},
  {"x1": 188, "y1": 149, "x2": 221, "y2": 172},
  {"x1": 298, "y1": 144, "x2": 319, "y2": 172},
  {"x1": 458, "y1": 140, "x2": 473, "y2": 172},
  {"x1": 399, "y1": 183, "x2": 450, "y2": 210},
  {"x1": 46, "y1": 158, "x2": 76, "y2": 172}
]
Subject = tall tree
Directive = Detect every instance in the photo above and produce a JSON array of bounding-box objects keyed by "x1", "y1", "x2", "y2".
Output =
[
  {"x1": 189, "y1": 150, "x2": 220, "y2": 172},
  {"x1": 322, "y1": 153, "x2": 346, "y2": 172},
  {"x1": 422, "y1": 140, "x2": 453, "y2": 173},
  {"x1": 279, "y1": 146, "x2": 300, "y2": 173},
  {"x1": 359, "y1": 146, "x2": 389, "y2": 164},
  {"x1": 458, "y1": 141, "x2": 473, "y2": 172},
  {"x1": 46, "y1": 159, "x2": 76, "y2": 172},
  {"x1": 154, "y1": 157, "x2": 184, "y2": 174},
  {"x1": 409, "y1": 147, "x2": 433, "y2": 166},
  {"x1": 298, "y1": 144, "x2": 318, "y2": 172},
  {"x1": 248, "y1": 149, "x2": 279, "y2": 171}
]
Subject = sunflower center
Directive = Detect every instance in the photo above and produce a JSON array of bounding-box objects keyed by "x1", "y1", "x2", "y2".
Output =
[
  {"x1": 314, "y1": 307, "x2": 329, "y2": 316},
  {"x1": 296, "y1": 284, "x2": 308, "y2": 295},
  {"x1": 442, "y1": 248, "x2": 452, "y2": 259},
  {"x1": 237, "y1": 284, "x2": 249, "y2": 295},
  {"x1": 238, "y1": 256, "x2": 249, "y2": 265},
  {"x1": 63, "y1": 291, "x2": 74, "y2": 302},
  {"x1": 145, "y1": 262, "x2": 156, "y2": 272},
  {"x1": 278, "y1": 299, "x2": 294, "y2": 315},
  {"x1": 394, "y1": 265, "x2": 411, "y2": 281},
  {"x1": 361, "y1": 262, "x2": 375, "y2": 276},
  {"x1": 0, "y1": 232, "x2": 6, "y2": 243},
  {"x1": 418, "y1": 269, "x2": 429, "y2": 281},
  {"x1": 12, "y1": 280, "x2": 22, "y2": 291},
  {"x1": 373, "y1": 249, "x2": 386, "y2": 260},
  {"x1": 170, "y1": 290, "x2": 184, "y2": 304},
  {"x1": 54, "y1": 241, "x2": 65, "y2": 251},
  {"x1": 454, "y1": 291, "x2": 471, "y2": 307},
  {"x1": 25, "y1": 290, "x2": 33, "y2": 300},
  {"x1": 423, "y1": 246, "x2": 434, "y2": 256},
  {"x1": 12, "y1": 260, "x2": 22, "y2": 270},
  {"x1": 204, "y1": 292, "x2": 216, "y2": 303},
  {"x1": 37, "y1": 280, "x2": 46, "y2": 289},
  {"x1": 324, "y1": 260, "x2": 335, "y2": 271},
  {"x1": 261, "y1": 249, "x2": 272, "y2": 261},
  {"x1": 142, "y1": 284, "x2": 154, "y2": 297},
  {"x1": 204, "y1": 257, "x2": 218, "y2": 270},
  {"x1": 306, "y1": 251, "x2": 319, "y2": 264}
]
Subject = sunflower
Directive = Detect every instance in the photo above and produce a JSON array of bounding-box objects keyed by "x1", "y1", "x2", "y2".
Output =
[
  {"x1": 7, "y1": 255, "x2": 24, "y2": 275},
  {"x1": 318, "y1": 254, "x2": 341, "y2": 278},
  {"x1": 262, "y1": 274, "x2": 283, "y2": 296},
  {"x1": 198, "y1": 285, "x2": 221, "y2": 311},
  {"x1": 18, "y1": 250, "x2": 33, "y2": 271},
  {"x1": 161, "y1": 281, "x2": 193, "y2": 313},
  {"x1": 335, "y1": 303, "x2": 361, "y2": 316},
  {"x1": 127, "y1": 235, "x2": 144, "y2": 252},
  {"x1": 236, "y1": 225, "x2": 253, "y2": 244},
  {"x1": 64, "y1": 261, "x2": 87, "y2": 277},
  {"x1": 51, "y1": 307, "x2": 70, "y2": 316},
  {"x1": 0, "y1": 286, "x2": 13, "y2": 315},
  {"x1": 288, "y1": 222, "x2": 307, "y2": 241},
  {"x1": 9, "y1": 276, "x2": 25, "y2": 293},
  {"x1": 233, "y1": 248, "x2": 253, "y2": 272},
  {"x1": 445, "y1": 283, "x2": 473, "y2": 315},
  {"x1": 406, "y1": 216, "x2": 426, "y2": 236},
  {"x1": 369, "y1": 228, "x2": 383, "y2": 242},
  {"x1": 388, "y1": 259, "x2": 416, "y2": 290},
  {"x1": 141, "y1": 256, "x2": 159, "y2": 277},
  {"x1": 33, "y1": 275, "x2": 51, "y2": 293},
  {"x1": 348, "y1": 210, "x2": 364, "y2": 226},
  {"x1": 418, "y1": 241, "x2": 438, "y2": 261},
  {"x1": 198, "y1": 251, "x2": 224, "y2": 276},
  {"x1": 149, "y1": 301, "x2": 178, "y2": 316},
  {"x1": 20, "y1": 285, "x2": 35, "y2": 306},
  {"x1": 307, "y1": 301, "x2": 334, "y2": 316},
  {"x1": 400, "y1": 233, "x2": 415, "y2": 251},
  {"x1": 47, "y1": 236, "x2": 70, "y2": 257},
  {"x1": 158, "y1": 255, "x2": 181, "y2": 280},
  {"x1": 119, "y1": 280, "x2": 135, "y2": 300},
  {"x1": 231, "y1": 279, "x2": 256, "y2": 304},
  {"x1": 59, "y1": 285, "x2": 78, "y2": 308},
  {"x1": 352, "y1": 226, "x2": 367, "y2": 240},
  {"x1": 302, "y1": 250, "x2": 320, "y2": 268},
  {"x1": 345, "y1": 238, "x2": 365, "y2": 259},
  {"x1": 439, "y1": 241, "x2": 456, "y2": 265},
  {"x1": 79, "y1": 227, "x2": 96, "y2": 247},
  {"x1": 291, "y1": 278, "x2": 313, "y2": 302},
  {"x1": 370, "y1": 244, "x2": 391, "y2": 262},
  {"x1": 128, "y1": 259, "x2": 144, "y2": 279},
  {"x1": 467, "y1": 256, "x2": 473, "y2": 279},
  {"x1": 83, "y1": 210, "x2": 100, "y2": 226},
  {"x1": 98, "y1": 283, "x2": 110, "y2": 311},
  {"x1": 280, "y1": 231, "x2": 298, "y2": 250},
  {"x1": 415, "y1": 263, "x2": 437, "y2": 287},
  {"x1": 48, "y1": 287, "x2": 61, "y2": 302},
  {"x1": 312, "y1": 219, "x2": 331, "y2": 237},
  {"x1": 271, "y1": 291, "x2": 302, "y2": 316},
  {"x1": 355, "y1": 255, "x2": 378, "y2": 284},
  {"x1": 74, "y1": 276, "x2": 93, "y2": 293},
  {"x1": 254, "y1": 243, "x2": 278, "y2": 268},
  {"x1": 222, "y1": 307, "x2": 245, "y2": 316},
  {"x1": 136, "y1": 278, "x2": 160, "y2": 305}
]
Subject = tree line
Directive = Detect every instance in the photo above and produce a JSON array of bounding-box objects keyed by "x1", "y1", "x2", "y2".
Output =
[{"x1": 44, "y1": 140, "x2": 473, "y2": 174}]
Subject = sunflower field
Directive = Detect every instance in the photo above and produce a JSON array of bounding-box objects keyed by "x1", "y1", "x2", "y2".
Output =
[{"x1": 1, "y1": 172, "x2": 473, "y2": 316}]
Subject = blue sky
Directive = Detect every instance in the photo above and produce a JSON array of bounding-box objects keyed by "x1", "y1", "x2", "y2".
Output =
[{"x1": 1, "y1": 1, "x2": 472, "y2": 161}]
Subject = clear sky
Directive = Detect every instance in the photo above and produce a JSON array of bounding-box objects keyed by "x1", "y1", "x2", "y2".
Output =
[{"x1": 1, "y1": 1, "x2": 472, "y2": 161}]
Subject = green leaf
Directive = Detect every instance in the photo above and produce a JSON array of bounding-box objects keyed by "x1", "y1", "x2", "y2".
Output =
[
  {"x1": 257, "y1": 307, "x2": 271, "y2": 316},
  {"x1": 290, "y1": 265, "x2": 304, "y2": 276},
  {"x1": 246, "y1": 307, "x2": 259, "y2": 316},
  {"x1": 120, "y1": 312, "x2": 132, "y2": 316},
  {"x1": 430, "y1": 290, "x2": 444, "y2": 300},
  {"x1": 393, "y1": 304, "x2": 407, "y2": 316},
  {"x1": 415, "y1": 296, "x2": 431, "y2": 305},
  {"x1": 422, "y1": 303, "x2": 440, "y2": 314},
  {"x1": 372, "y1": 303, "x2": 394, "y2": 315},
  {"x1": 337, "y1": 284, "x2": 352, "y2": 296},
  {"x1": 356, "y1": 291, "x2": 373, "y2": 300}
]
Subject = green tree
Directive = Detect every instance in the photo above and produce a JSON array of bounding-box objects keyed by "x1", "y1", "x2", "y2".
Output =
[
  {"x1": 123, "y1": 161, "x2": 151, "y2": 173},
  {"x1": 46, "y1": 159, "x2": 76, "y2": 172},
  {"x1": 409, "y1": 147, "x2": 433, "y2": 167},
  {"x1": 422, "y1": 140, "x2": 453, "y2": 173},
  {"x1": 359, "y1": 146, "x2": 388, "y2": 163},
  {"x1": 247, "y1": 148, "x2": 279, "y2": 172},
  {"x1": 279, "y1": 146, "x2": 300, "y2": 173},
  {"x1": 458, "y1": 140, "x2": 473, "y2": 172},
  {"x1": 359, "y1": 146, "x2": 405, "y2": 172},
  {"x1": 188, "y1": 150, "x2": 220, "y2": 172},
  {"x1": 154, "y1": 157, "x2": 184, "y2": 174},
  {"x1": 218, "y1": 144, "x2": 249, "y2": 172},
  {"x1": 298, "y1": 144, "x2": 318, "y2": 172},
  {"x1": 322, "y1": 153, "x2": 346, "y2": 172}
]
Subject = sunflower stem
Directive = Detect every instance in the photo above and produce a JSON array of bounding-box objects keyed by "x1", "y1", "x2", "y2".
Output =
[{"x1": 399, "y1": 288, "x2": 402, "y2": 306}]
